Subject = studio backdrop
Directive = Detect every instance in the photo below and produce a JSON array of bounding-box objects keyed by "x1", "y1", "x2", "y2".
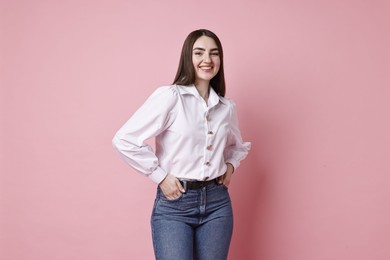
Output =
[{"x1": 1, "y1": 0, "x2": 389, "y2": 259}]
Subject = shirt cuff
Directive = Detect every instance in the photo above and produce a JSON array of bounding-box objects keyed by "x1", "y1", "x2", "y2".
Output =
[
  {"x1": 226, "y1": 159, "x2": 239, "y2": 172},
  {"x1": 148, "y1": 166, "x2": 168, "y2": 184}
]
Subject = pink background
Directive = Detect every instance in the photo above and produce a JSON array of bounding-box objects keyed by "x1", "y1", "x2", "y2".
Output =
[{"x1": 1, "y1": 0, "x2": 390, "y2": 259}]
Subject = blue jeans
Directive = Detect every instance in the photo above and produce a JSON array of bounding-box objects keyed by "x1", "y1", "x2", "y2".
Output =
[{"x1": 151, "y1": 181, "x2": 233, "y2": 260}]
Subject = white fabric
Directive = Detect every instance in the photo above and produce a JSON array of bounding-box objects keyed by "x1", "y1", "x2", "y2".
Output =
[{"x1": 112, "y1": 84, "x2": 251, "y2": 184}]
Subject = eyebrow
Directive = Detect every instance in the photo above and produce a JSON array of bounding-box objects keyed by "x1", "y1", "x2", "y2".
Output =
[{"x1": 193, "y1": 47, "x2": 219, "y2": 51}]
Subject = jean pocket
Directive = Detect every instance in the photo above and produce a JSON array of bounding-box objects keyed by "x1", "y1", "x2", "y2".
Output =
[
  {"x1": 218, "y1": 183, "x2": 229, "y2": 190},
  {"x1": 158, "y1": 189, "x2": 184, "y2": 202},
  {"x1": 161, "y1": 193, "x2": 184, "y2": 202},
  {"x1": 157, "y1": 189, "x2": 201, "y2": 212}
]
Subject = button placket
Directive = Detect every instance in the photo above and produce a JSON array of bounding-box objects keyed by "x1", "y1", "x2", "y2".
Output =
[
  {"x1": 203, "y1": 109, "x2": 213, "y2": 178},
  {"x1": 205, "y1": 111, "x2": 211, "y2": 122},
  {"x1": 205, "y1": 110, "x2": 213, "y2": 153}
]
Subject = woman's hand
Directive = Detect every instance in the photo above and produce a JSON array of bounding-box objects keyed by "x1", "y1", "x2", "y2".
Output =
[
  {"x1": 218, "y1": 163, "x2": 234, "y2": 187},
  {"x1": 159, "y1": 174, "x2": 185, "y2": 200}
]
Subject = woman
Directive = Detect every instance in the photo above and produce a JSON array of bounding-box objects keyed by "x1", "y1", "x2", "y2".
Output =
[{"x1": 112, "y1": 29, "x2": 250, "y2": 260}]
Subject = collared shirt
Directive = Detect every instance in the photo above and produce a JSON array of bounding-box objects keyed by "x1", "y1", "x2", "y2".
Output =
[{"x1": 112, "y1": 84, "x2": 251, "y2": 184}]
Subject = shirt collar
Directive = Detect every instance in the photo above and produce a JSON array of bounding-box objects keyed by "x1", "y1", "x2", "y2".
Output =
[{"x1": 176, "y1": 84, "x2": 227, "y2": 106}]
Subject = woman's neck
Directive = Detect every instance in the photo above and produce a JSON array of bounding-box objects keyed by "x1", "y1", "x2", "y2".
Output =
[{"x1": 194, "y1": 80, "x2": 210, "y2": 102}]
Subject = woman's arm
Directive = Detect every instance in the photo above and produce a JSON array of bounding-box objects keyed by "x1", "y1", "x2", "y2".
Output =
[{"x1": 112, "y1": 86, "x2": 178, "y2": 184}]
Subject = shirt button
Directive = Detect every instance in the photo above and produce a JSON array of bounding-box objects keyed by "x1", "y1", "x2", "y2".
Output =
[
  {"x1": 208, "y1": 131, "x2": 214, "y2": 135},
  {"x1": 207, "y1": 145, "x2": 212, "y2": 150},
  {"x1": 205, "y1": 161, "x2": 211, "y2": 166}
]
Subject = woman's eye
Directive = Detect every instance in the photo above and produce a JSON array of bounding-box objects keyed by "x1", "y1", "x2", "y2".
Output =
[
  {"x1": 211, "y1": 52, "x2": 219, "y2": 56},
  {"x1": 194, "y1": 52, "x2": 202, "y2": 56}
]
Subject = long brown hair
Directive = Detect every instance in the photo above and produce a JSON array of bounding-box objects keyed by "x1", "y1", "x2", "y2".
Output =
[{"x1": 173, "y1": 29, "x2": 226, "y2": 97}]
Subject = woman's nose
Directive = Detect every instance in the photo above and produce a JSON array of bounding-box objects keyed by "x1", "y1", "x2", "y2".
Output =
[{"x1": 204, "y1": 54, "x2": 211, "y2": 62}]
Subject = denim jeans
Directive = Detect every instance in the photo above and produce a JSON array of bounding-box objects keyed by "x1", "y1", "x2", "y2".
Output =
[{"x1": 151, "y1": 181, "x2": 233, "y2": 260}]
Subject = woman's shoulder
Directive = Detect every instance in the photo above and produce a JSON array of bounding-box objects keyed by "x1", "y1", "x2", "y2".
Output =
[
  {"x1": 146, "y1": 85, "x2": 183, "y2": 104},
  {"x1": 218, "y1": 96, "x2": 236, "y2": 108},
  {"x1": 155, "y1": 84, "x2": 203, "y2": 97},
  {"x1": 142, "y1": 85, "x2": 180, "y2": 108},
  {"x1": 152, "y1": 84, "x2": 180, "y2": 96}
]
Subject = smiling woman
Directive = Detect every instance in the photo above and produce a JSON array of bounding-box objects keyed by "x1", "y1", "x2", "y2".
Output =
[
  {"x1": 112, "y1": 29, "x2": 251, "y2": 260},
  {"x1": 191, "y1": 36, "x2": 221, "y2": 101},
  {"x1": 173, "y1": 29, "x2": 226, "y2": 98}
]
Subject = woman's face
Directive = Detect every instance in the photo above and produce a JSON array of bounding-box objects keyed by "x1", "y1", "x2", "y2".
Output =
[{"x1": 192, "y1": 36, "x2": 220, "y2": 85}]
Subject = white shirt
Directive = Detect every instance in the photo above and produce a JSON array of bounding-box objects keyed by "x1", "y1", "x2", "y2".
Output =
[{"x1": 112, "y1": 84, "x2": 251, "y2": 184}]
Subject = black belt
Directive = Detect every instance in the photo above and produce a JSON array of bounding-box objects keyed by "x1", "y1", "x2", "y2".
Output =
[{"x1": 180, "y1": 179, "x2": 217, "y2": 190}]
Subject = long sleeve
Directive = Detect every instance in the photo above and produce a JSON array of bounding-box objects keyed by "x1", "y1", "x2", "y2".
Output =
[
  {"x1": 224, "y1": 100, "x2": 251, "y2": 170},
  {"x1": 112, "y1": 86, "x2": 178, "y2": 184}
]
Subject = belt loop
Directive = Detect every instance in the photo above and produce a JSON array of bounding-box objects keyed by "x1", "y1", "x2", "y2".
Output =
[{"x1": 181, "y1": 181, "x2": 188, "y2": 193}]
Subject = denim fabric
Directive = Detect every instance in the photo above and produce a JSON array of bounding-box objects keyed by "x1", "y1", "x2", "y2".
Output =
[{"x1": 151, "y1": 182, "x2": 233, "y2": 260}]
